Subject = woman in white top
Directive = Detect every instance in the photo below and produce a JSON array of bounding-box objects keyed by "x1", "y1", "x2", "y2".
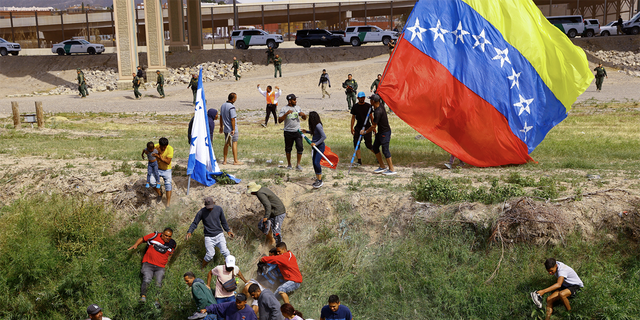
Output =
[{"x1": 206, "y1": 255, "x2": 248, "y2": 304}]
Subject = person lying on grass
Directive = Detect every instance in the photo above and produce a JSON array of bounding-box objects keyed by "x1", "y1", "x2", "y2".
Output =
[{"x1": 530, "y1": 258, "x2": 584, "y2": 320}]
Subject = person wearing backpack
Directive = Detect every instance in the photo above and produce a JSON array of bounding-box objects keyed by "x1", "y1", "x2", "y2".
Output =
[
  {"x1": 207, "y1": 255, "x2": 249, "y2": 305},
  {"x1": 127, "y1": 227, "x2": 176, "y2": 303}
]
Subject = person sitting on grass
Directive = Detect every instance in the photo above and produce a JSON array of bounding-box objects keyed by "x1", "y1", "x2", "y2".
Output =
[
  {"x1": 301, "y1": 111, "x2": 327, "y2": 189},
  {"x1": 204, "y1": 293, "x2": 258, "y2": 320},
  {"x1": 184, "y1": 271, "x2": 215, "y2": 320},
  {"x1": 259, "y1": 242, "x2": 302, "y2": 304},
  {"x1": 530, "y1": 258, "x2": 584, "y2": 320},
  {"x1": 141, "y1": 141, "x2": 161, "y2": 189},
  {"x1": 280, "y1": 303, "x2": 305, "y2": 320},
  {"x1": 320, "y1": 295, "x2": 352, "y2": 320}
]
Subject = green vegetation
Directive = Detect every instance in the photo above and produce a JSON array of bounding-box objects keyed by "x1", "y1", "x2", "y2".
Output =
[
  {"x1": 411, "y1": 172, "x2": 559, "y2": 204},
  {"x1": 1, "y1": 195, "x2": 639, "y2": 319}
]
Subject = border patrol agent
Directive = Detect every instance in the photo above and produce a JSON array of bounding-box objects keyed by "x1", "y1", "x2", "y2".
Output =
[
  {"x1": 156, "y1": 70, "x2": 165, "y2": 98},
  {"x1": 342, "y1": 74, "x2": 358, "y2": 110}
]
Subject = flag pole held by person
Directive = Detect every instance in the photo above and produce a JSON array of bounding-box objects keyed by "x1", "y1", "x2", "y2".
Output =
[{"x1": 348, "y1": 103, "x2": 373, "y2": 174}]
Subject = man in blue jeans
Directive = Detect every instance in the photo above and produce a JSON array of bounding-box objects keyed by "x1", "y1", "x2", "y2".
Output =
[{"x1": 361, "y1": 94, "x2": 396, "y2": 175}]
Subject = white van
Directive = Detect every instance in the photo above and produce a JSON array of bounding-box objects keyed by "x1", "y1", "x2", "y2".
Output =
[
  {"x1": 547, "y1": 15, "x2": 585, "y2": 38},
  {"x1": 622, "y1": 12, "x2": 640, "y2": 35}
]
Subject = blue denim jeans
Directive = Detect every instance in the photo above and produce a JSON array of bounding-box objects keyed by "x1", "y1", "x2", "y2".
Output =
[
  {"x1": 216, "y1": 296, "x2": 235, "y2": 304},
  {"x1": 147, "y1": 161, "x2": 159, "y2": 184}
]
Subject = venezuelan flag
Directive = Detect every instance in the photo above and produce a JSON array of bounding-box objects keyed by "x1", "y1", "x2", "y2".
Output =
[{"x1": 377, "y1": 0, "x2": 593, "y2": 167}]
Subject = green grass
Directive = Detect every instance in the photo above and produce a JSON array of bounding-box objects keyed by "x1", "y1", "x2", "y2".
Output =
[
  {"x1": 3, "y1": 105, "x2": 640, "y2": 172},
  {"x1": 1, "y1": 195, "x2": 639, "y2": 319}
]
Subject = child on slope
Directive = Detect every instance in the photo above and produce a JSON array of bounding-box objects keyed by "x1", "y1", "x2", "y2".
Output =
[
  {"x1": 141, "y1": 141, "x2": 161, "y2": 189},
  {"x1": 301, "y1": 111, "x2": 326, "y2": 189}
]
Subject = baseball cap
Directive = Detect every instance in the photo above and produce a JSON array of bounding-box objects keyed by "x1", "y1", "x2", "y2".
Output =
[
  {"x1": 368, "y1": 94, "x2": 381, "y2": 102},
  {"x1": 87, "y1": 304, "x2": 102, "y2": 315},
  {"x1": 357, "y1": 91, "x2": 366, "y2": 98},
  {"x1": 225, "y1": 255, "x2": 236, "y2": 268},
  {"x1": 247, "y1": 181, "x2": 261, "y2": 194},
  {"x1": 236, "y1": 293, "x2": 248, "y2": 301},
  {"x1": 156, "y1": 70, "x2": 161, "y2": 73},
  {"x1": 286, "y1": 93, "x2": 297, "y2": 101},
  {"x1": 204, "y1": 197, "x2": 215, "y2": 209}
]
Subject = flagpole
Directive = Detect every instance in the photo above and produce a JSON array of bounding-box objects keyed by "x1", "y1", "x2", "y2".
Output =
[
  {"x1": 187, "y1": 174, "x2": 191, "y2": 195},
  {"x1": 348, "y1": 106, "x2": 373, "y2": 174},
  {"x1": 298, "y1": 130, "x2": 334, "y2": 167}
]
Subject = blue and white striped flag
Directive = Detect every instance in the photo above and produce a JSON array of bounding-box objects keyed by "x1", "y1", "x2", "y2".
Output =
[{"x1": 187, "y1": 68, "x2": 240, "y2": 186}]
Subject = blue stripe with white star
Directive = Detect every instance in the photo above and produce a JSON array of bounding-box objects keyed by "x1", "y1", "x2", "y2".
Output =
[{"x1": 403, "y1": 0, "x2": 567, "y2": 153}]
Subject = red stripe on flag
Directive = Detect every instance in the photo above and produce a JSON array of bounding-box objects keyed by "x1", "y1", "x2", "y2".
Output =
[
  {"x1": 378, "y1": 37, "x2": 533, "y2": 167},
  {"x1": 320, "y1": 146, "x2": 339, "y2": 169}
]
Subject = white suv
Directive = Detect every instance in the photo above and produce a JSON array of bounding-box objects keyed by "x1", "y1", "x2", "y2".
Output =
[
  {"x1": 583, "y1": 19, "x2": 600, "y2": 37},
  {"x1": 343, "y1": 25, "x2": 399, "y2": 46},
  {"x1": 51, "y1": 39, "x2": 105, "y2": 55},
  {"x1": 230, "y1": 29, "x2": 284, "y2": 50},
  {"x1": 0, "y1": 37, "x2": 21, "y2": 56}
]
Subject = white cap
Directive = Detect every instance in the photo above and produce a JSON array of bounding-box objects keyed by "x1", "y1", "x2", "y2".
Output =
[{"x1": 225, "y1": 255, "x2": 236, "y2": 268}]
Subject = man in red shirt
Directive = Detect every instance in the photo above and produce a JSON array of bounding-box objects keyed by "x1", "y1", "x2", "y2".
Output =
[
  {"x1": 259, "y1": 242, "x2": 302, "y2": 304},
  {"x1": 127, "y1": 227, "x2": 176, "y2": 302}
]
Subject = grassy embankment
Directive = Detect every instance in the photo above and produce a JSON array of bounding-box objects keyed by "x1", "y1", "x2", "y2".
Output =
[{"x1": 1, "y1": 102, "x2": 640, "y2": 319}]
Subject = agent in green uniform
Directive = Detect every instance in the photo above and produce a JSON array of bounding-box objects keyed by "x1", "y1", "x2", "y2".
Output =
[
  {"x1": 342, "y1": 74, "x2": 358, "y2": 110},
  {"x1": 233, "y1": 57, "x2": 241, "y2": 81},
  {"x1": 156, "y1": 70, "x2": 165, "y2": 98},
  {"x1": 274, "y1": 54, "x2": 282, "y2": 78},
  {"x1": 132, "y1": 73, "x2": 142, "y2": 99},
  {"x1": 187, "y1": 74, "x2": 198, "y2": 104},
  {"x1": 370, "y1": 74, "x2": 381, "y2": 93},
  {"x1": 266, "y1": 47, "x2": 275, "y2": 66},
  {"x1": 594, "y1": 63, "x2": 608, "y2": 92},
  {"x1": 77, "y1": 68, "x2": 88, "y2": 98}
]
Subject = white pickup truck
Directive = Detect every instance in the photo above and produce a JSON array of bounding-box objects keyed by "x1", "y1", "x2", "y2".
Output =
[
  {"x1": 343, "y1": 25, "x2": 399, "y2": 46},
  {"x1": 0, "y1": 37, "x2": 21, "y2": 56}
]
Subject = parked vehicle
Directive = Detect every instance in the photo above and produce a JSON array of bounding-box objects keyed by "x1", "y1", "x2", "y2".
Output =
[
  {"x1": 295, "y1": 29, "x2": 344, "y2": 47},
  {"x1": 51, "y1": 39, "x2": 105, "y2": 55},
  {"x1": 547, "y1": 15, "x2": 585, "y2": 38},
  {"x1": 343, "y1": 25, "x2": 399, "y2": 46},
  {"x1": 230, "y1": 29, "x2": 283, "y2": 50},
  {"x1": 600, "y1": 21, "x2": 620, "y2": 36},
  {"x1": 0, "y1": 37, "x2": 21, "y2": 56},
  {"x1": 622, "y1": 12, "x2": 640, "y2": 35},
  {"x1": 583, "y1": 19, "x2": 600, "y2": 37}
]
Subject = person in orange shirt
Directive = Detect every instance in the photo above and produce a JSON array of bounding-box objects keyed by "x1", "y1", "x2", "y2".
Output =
[
  {"x1": 257, "y1": 84, "x2": 282, "y2": 128},
  {"x1": 259, "y1": 242, "x2": 302, "y2": 304}
]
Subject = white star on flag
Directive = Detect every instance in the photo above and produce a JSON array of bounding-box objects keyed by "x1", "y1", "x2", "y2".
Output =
[
  {"x1": 492, "y1": 47, "x2": 511, "y2": 68},
  {"x1": 407, "y1": 18, "x2": 427, "y2": 42},
  {"x1": 428, "y1": 20, "x2": 449, "y2": 42},
  {"x1": 514, "y1": 94, "x2": 534, "y2": 116},
  {"x1": 520, "y1": 122, "x2": 533, "y2": 141},
  {"x1": 472, "y1": 29, "x2": 491, "y2": 52},
  {"x1": 508, "y1": 69, "x2": 521, "y2": 89},
  {"x1": 451, "y1": 22, "x2": 470, "y2": 44}
]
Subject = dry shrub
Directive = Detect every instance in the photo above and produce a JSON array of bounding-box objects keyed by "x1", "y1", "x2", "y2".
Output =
[{"x1": 490, "y1": 197, "x2": 569, "y2": 244}]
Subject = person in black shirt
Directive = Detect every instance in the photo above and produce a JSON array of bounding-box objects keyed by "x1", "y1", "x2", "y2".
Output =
[
  {"x1": 350, "y1": 92, "x2": 374, "y2": 165},
  {"x1": 361, "y1": 94, "x2": 395, "y2": 175}
]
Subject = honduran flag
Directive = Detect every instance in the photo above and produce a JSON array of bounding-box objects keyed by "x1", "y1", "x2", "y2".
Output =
[
  {"x1": 187, "y1": 68, "x2": 240, "y2": 186},
  {"x1": 377, "y1": 0, "x2": 593, "y2": 167}
]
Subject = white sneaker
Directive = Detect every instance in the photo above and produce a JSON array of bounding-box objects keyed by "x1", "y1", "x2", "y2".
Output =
[
  {"x1": 530, "y1": 291, "x2": 543, "y2": 309},
  {"x1": 382, "y1": 170, "x2": 397, "y2": 176}
]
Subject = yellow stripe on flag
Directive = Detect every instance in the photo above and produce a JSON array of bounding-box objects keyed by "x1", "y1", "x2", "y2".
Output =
[{"x1": 462, "y1": 0, "x2": 592, "y2": 111}]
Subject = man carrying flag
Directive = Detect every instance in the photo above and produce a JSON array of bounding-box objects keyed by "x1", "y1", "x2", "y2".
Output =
[
  {"x1": 187, "y1": 68, "x2": 240, "y2": 189},
  {"x1": 377, "y1": 0, "x2": 592, "y2": 167}
]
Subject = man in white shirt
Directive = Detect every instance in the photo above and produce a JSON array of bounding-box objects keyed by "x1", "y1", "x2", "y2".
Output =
[
  {"x1": 257, "y1": 84, "x2": 282, "y2": 128},
  {"x1": 531, "y1": 258, "x2": 584, "y2": 320}
]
